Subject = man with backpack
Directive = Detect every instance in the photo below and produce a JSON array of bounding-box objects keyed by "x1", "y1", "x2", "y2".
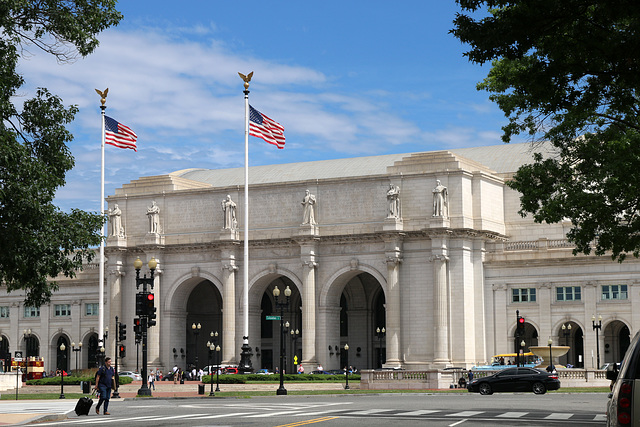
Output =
[{"x1": 94, "y1": 357, "x2": 115, "y2": 415}]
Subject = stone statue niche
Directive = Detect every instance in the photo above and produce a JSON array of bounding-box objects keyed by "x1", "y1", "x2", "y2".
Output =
[
  {"x1": 301, "y1": 189, "x2": 317, "y2": 225},
  {"x1": 432, "y1": 180, "x2": 448, "y2": 218},
  {"x1": 387, "y1": 183, "x2": 401, "y2": 219},
  {"x1": 146, "y1": 201, "x2": 160, "y2": 234}
]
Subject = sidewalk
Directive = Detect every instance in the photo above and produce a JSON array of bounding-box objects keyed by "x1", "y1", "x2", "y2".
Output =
[{"x1": 0, "y1": 380, "x2": 351, "y2": 425}]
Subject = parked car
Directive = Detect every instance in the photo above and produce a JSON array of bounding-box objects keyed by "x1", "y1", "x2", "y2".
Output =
[
  {"x1": 467, "y1": 367, "x2": 560, "y2": 395},
  {"x1": 311, "y1": 370, "x2": 333, "y2": 375},
  {"x1": 606, "y1": 331, "x2": 640, "y2": 426},
  {"x1": 222, "y1": 367, "x2": 238, "y2": 375},
  {"x1": 256, "y1": 369, "x2": 273, "y2": 375},
  {"x1": 118, "y1": 371, "x2": 142, "y2": 381}
]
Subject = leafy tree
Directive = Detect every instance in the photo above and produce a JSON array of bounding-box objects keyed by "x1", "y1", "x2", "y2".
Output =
[
  {"x1": 0, "y1": 1, "x2": 122, "y2": 306},
  {"x1": 451, "y1": 0, "x2": 640, "y2": 261}
]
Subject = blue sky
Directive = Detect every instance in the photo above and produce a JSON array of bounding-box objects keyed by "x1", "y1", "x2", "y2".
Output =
[{"x1": 17, "y1": 1, "x2": 510, "y2": 213}]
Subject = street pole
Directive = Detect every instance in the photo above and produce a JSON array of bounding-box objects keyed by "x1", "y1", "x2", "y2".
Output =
[
  {"x1": 344, "y1": 344, "x2": 350, "y2": 389},
  {"x1": 59, "y1": 343, "x2": 66, "y2": 399},
  {"x1": 376, "y1": 327, "x2": 385, "y2": 368},
  {"x1": 216, "y1": 345, "x2": 221, "y2": 392},
  {"x1": 273, "y1": 285, "x2": 291, "y2": 395},
  {"x1": 592, "y1": 315, "x2": 602, "y2": 368},
  {"x1": 112, "y1": 316, "x2": 120, "y2": 399},
  {"x1": 134, "y1": 257, "x2": 157, "y2": 397}
]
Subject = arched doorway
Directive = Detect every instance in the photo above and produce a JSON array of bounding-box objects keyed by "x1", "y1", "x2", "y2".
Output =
[
  {"x1": 259, "y1": 276, "x2": 301, "y2": 374},
  {"x1": 185, "y1": 280, "x2": 222, "y2": 371},
  {"x1": 0, "y1": 335, "x2": 9, "y2": 372},
  {"x1": 56, "y1": 336, "x2": 69, "y2": 372},
  {"x1": 24, "y1": 335, "x2": 39, "y2": 358},
  {"x1": 372, "y1": 290, "x2": 386, "y2": 368},
  {"x1": 604, "y1": 321, "x2": 631, "y2": 363},
  {"x1": 559, "y1": 322, "x2": 584, "y2": 368}
]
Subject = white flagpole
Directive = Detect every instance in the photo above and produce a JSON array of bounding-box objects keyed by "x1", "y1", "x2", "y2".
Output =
[
  {"x1": 243, "y1": 82, "x2": 250, "y2": 350},
  {"x1": 99, "y1": 101, "x2": 106, "y2": 353}
]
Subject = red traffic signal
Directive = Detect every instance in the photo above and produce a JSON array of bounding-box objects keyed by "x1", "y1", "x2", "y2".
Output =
[
  {"x1": 147, "y1": 293, "x2": 154, "y2": 301},
  {"x1": 518, "y1": 317, "x2": 525, "y2": 325}
]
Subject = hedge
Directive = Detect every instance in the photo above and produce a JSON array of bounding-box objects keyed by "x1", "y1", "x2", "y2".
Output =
[
  {"x1": 201, "y1": 373, "x2": 360, "y2": 384},
  {"x1": 26, "y1": 375, "x2": 133, "y2": 386}
]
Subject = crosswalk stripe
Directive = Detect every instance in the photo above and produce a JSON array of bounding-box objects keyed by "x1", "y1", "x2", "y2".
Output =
[
  {"x1": 191, "y1": 412, "x2": 254, "y2": 419},
  {"x1": 544, "y1": 413, "x2": 573, "y2": 420},
  {"x1": 346, "y1": 409, "x2": 394, "y2": 415},
  {"x1": 446, "y1": 411, "x2": 484, "y2": 417},
  {"x1": 398, "y1": 410, "x2": 441, "y2": 416},
  {"x1": 594, "y1": 414, "x2": 607, "y2": 421},
  {"x1": 496, "y1": 412, "x2": 528, "y2": 418}
]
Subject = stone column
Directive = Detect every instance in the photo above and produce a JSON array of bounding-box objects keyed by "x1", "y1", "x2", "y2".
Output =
[
  {"x1": 384, "y1": 235, "x2": 403, "y2": 367},
  {"x1": 431, "y1": 254, "x2": 450, "y2": 365},
  {"x1": 107, "y1": 257, "x2": 125, "y2": 366},
  {"x1": 221, "y1": 252, "x2": 238, "y2": 365},
  {"x1": 300, "y1": 249, "x2": 318, "y2": 371}
]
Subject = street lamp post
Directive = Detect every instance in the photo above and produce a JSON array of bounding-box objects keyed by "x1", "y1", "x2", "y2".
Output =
[
  {"x1": 207, "y1": 342, "x2": 215, "y2": 396},
  {"x1": 98, "y1": 327, "x2": 108, "y2": 367},
  {"x1": 290, "y1": 328, "x2": 299, "y2": 372},
  {"x1": 592, "y1": 315, "x2": 603, "y2": 368},
  {"x1": 215, "y1": 345, "x2": 221, "y2": 392},
  {"x1": 376, "y1": 327, "x2": 385, "y2": 369},
  {"x1": 344, "y1": 344, "x2": 350, "y2": 390},
  {"x1": 273, "y1": 285, "x2": 291, "y2": 395},
  {"x1": 562, "y1": 323, "x2": 572, "y2": 346},
  {"x1": 519, "y1": 340, "x2": 526, "y2": 367},
  {"x1": 134, "y1": 257, "x2": 157, "y2": 397},
  {"x1": 547, "y1": 338, "x2": 554, "y2": 371},
  {"x1": 23, "y1": 329, "x2": 32, "y2": 357},
  {"x1": 71, "y1": 342, "x2": 82, "y2": 373},
  {"x1": 191, "y1": 323, "x2": 201, "y2": 369},
  {"x1": 59, "y1": 343, "x2": 66, "y2": 399}
]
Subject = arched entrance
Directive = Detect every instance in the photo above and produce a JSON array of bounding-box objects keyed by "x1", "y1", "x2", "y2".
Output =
[
  {"x1": 185, "y1": 280, "x2": 222, "y2": 371},
  {"x1": 258, "y1": 276, "x2": 301, "y2": 374},
  {"x1": 558, "y1": 321, "x2": 584, "y2": 368},
  {"x1": 87, "y1": 334, "x2": 99, "y2": 368},
  {"x1": 604, "y1": 321, "x2": 630, "y2": 363},
  {"x1": 24, "y1": 335, "x2": 39, "y2": 358},
  {"x1": 324, "y1": 270, "x2": 386, "y2": 371},
  {"x1": 0, "y1": 335, "x2": 9, "y2": 372}
]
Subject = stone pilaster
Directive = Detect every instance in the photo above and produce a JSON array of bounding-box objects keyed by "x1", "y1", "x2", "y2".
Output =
[
  {"x1": 431, "y1": 253, "x2": 450, "y2": 365},
  {"x1": 384, "y1": 234, "x2": 404, "y2": 367},
  {"x1": 221, "y1": 251, "x2": 238, "y2": 365},
  {"x1": 300, "y1": 244, "x2": 318, "y2": 371}
]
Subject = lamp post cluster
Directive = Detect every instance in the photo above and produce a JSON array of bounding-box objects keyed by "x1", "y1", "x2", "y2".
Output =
[
  {"x1": 273, "y1": 285, "x2": 291, "y2": 396},
  {"x1": 592, "y1": 314, "x2": 602, "y2": 368},
  {"x1": 207, "y1": 331, "x2": 221, "y2": 396},
  {"x1": 134, "y1": 257, "x2": 157, "y2": 397},
  {"x1": 376, "y1": 327, "x2": 385, "y2": 369},
  {"x1": 71, "y1": 342, "x2": 82, "y2": 373},
  {"x1": 192, "y1": 323, "x2": 201, "y2": 369}
]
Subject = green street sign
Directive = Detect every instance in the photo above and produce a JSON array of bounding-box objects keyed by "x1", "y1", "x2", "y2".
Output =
[{"x1": 265, "y1": 315, "x2": 281, "y2": 320}]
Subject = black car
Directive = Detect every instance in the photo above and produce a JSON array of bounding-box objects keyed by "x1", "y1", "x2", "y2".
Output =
[
  {"x1": 606, "y1": 331, "x2": 640, "y2": 426},
  {"x1": 467, "y1": 367, "x2": 560, "y2": 395}
]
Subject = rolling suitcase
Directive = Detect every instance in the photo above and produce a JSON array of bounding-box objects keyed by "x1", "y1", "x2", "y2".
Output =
[{"x1": 74, "y1": 396, "x2": 93, "y2": 416}]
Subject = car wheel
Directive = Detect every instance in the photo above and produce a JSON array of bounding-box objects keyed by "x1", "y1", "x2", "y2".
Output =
[
  {"x1": 532, "y1": 382, "x2": 546, "y2": 395},
  {"x1": 479, "y1": 383, "x2": 492, "y2": 395}
]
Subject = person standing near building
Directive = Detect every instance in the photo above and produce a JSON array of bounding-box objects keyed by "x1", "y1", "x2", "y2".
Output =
[
  {"x1": 94, "y1": 357, "x2": 115, "y2": 415},
  {"x1": 148, "y1": 370, "x2": 156, "y2": 390}
]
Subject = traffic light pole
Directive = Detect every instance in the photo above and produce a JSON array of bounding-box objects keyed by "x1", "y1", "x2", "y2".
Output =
[
  {"x1": 134, "y1": 257, "x2": 157, "y2": 397},
  {"x1": 112, "y1": 316, "x2": 121, "y2": 398}
]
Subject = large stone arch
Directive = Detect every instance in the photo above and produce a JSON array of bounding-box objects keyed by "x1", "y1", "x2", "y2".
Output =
[
  {"x1": 556, "y1": 320, "x2": 584, "y2": 368},
  {"x1": 319, "y1": 265, "x2": 388, "y2": 370},
  {"x1": 163, "y1": 271, "x2": 223, "y2": 313},
  {"x1": 604, "y1": 319, "x2": 631, "y2": 364}
]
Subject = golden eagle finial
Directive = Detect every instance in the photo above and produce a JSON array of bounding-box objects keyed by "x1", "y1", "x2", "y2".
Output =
[
  {"x1": 95, "y1": 88, "x2": 109, "y2": 106},
  {"x1": 238, "y1": 71, "x2": 253, "y2": 90}
]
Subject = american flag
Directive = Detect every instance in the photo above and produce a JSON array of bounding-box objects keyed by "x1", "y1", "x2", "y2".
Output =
[
  {"x1": 249, "y1": 105, "x2": 285, "y2": 149},
  {"x1": 105, "y1": 116, "x2": 137, "y2": 151}
]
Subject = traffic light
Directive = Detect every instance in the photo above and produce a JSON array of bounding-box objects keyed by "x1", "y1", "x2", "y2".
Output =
[
  {"x1": 134, "y1": 318, "x2": 142, "y2": 342},
  {"x1": 119, "y1": 344, "x2": 126, "y2": 358},
  {"x1": 517, "y1": 316, "x2": 526, "y2": 335},
  {"x1": 136, "y1": 292, "x2": 147, "y2": 316},
  {"x1": 146, "y1": 293, "x2": 157, "y2": 327},
  {"x1": 118, "y1": 322, "x2": 126, "y2": 341}
]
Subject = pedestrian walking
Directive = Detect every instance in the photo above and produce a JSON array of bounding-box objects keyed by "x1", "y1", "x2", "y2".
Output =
[
  {"x1": 94, "y1": 357, "x2": 115, "y2": 415},
  {"x1": 148, "y1": 370, "x2": 156, "y2": 390}
]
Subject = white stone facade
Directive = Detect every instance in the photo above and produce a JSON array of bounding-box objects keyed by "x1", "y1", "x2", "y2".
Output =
[{"x1": 0, "y1": 143, "x2": 637, "y2": 374}]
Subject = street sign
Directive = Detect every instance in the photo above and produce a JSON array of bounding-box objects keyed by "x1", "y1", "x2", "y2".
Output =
[
  {"x1": 14, "y1": 351, "x2": 22, "y2": 358},
  {"x1": 265, "y1": 315, "x2": 281, "y2": 320}
]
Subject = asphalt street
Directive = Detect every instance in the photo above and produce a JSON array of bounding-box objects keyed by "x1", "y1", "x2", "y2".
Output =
[{"x1": 25, "y1": 392, "x2": 608, "y2": 427}]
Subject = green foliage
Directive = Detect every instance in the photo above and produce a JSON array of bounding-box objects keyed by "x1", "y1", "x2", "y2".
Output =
[
  {"x1": 25, "y1": 374, "x2": 132, "y2": 386},
  {"x1": 200, "y1": 373, "x2": 361, "y2": 384},
  {"x1": 0, "y1": 1, "x2": 122, "y2": 306},
  {"x1": 452, "y1": 1, "x2": 640, "y2": 261}
]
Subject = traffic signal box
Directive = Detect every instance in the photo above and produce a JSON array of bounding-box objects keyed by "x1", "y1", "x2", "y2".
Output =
[
  {"x1": 134, "y1": 318, "x2": 142, "y2": 342},
  {"x1": 118, "y1": 322, "x2": 126, "y2": 341},
  {"x1": 517, "y1": 316, "x2": 526, "y2": 336},
  {"x1": 119, "y1": 344, "x2": 126, "y2": 358},
  {"x1": 147, "y1": 293, "x2": 157, "y2": 327},
  {"x1": 136, "y1": 293, "x2": 147, "y2": 316}
]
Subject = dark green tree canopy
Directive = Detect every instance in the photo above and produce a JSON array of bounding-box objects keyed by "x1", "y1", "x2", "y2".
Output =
[
  {"x1": 452, "y1": 0, "x2": 640, "y2": 261},
  {"x1": 0, "y1": 1, "x2": 122, "y2": 306}
]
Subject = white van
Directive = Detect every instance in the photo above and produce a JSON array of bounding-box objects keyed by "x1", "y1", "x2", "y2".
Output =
[{"x1": 607, "y1": 331, "x2": 640, "y2": 426}]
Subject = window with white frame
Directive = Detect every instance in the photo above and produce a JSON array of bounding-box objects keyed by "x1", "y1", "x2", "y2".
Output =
[
  {"x1": 54, "y1": 304, "x2": 71, "y2": 317},
  {"x1": 85, "y1": 303, "x2": 99, "y2": 316},
  {"x1": 512, "y1": 288, "x2": 536, "y2": 302},
  {"x1": 24, "y1": 306, "x2": 40, "y2": 318},
  {"x1": 0, "y1": 306, "x2": 9, "y2": 318},
  {"x1": 602, "y1": 284, "x2": 628, "y2": 300},
  {"x1": 557, "y1": 286, "x2": 581, "y2": 301}
]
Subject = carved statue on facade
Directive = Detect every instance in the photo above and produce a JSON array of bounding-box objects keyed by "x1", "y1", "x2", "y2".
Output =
[
  {"x1": 221, "y1": 195, "x2": 238, "y2": 230},
  {"x1": 301, "y1": 189, "x2": 317, "y2": 225},
  {"x1": 108, "y1": 204, "x2": 123, "y2": 237},
  {"x1": 432, "y1": 180, "x2": 448, "y2": 217},
  {"x1": 146, "y1": 201, "x2": 160, "y2": 233},
  {"x1": 387, "y1": 184, "x2": 401, "y2": 219}
]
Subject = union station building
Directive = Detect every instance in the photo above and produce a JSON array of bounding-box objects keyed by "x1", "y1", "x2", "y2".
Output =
[{"x1": 0, "y1": 142, "x2": 638, "y2": 374}]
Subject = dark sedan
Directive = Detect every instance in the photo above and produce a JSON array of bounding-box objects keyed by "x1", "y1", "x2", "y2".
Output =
[{"x1": 467, "y1": 367, "x2": 560, "y2": 395}]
